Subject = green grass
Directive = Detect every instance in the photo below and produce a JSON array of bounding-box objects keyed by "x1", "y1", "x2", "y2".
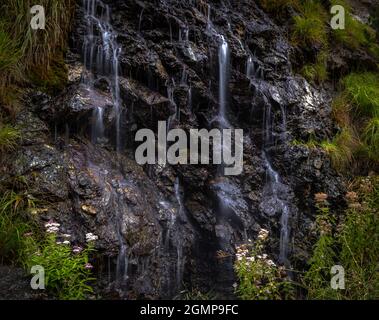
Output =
[
  {"x1": 320, "y1": 128, "x2": 358, "y2": 171},
  {"x1": 343, "y1": 73, "x2": 379, "y2": 117},
  {"x1": 292, "y1": 1, "x2": 328, "y2": 47},
  {"x1": 363, "y1": 118, "x2": 379, "y2": 162},
  {"x1": 0, "y1": 190, "x2": 38, "y2": 264},
  {"x1": 331, "y1": 0, "x2": 377, "y2": 51},
  {"x1": 0, "y1": 124, "x2": 20, "y2": 152},
  {"x1": 301, "y1": 50, "x2": 328, "y2": 83},
  {"x1": 0, "y1": 0, "x2": 74, "y2": 113}
]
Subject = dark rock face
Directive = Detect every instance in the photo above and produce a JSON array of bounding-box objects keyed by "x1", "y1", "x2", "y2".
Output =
[{"x1": 2, "y1": 0, "x2": 350, "y2": 299}]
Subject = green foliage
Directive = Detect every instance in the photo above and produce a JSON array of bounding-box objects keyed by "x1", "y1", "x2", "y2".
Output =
[
  {"x1": 234, "y1": 230, "x2": 295, "y2": 300},
  {"x1": 23, "y1": 233, "x2": 95, "y2": 300},
  {"x1": 331, "y1": 0, "x2": 377, "y2": 52},
  {"x1": 0, "y1": 124, "x2": 20, "y2": 152},
  {"x1": 0, "y1": 24, "x2": 21, "y2": 72},
  {"x1": 363, "y1": 118, "x2": 379, "y2": 162},
  {"x1": 343, "y1": 73, "x2": 379, "y2": 117},
  {"x1": 304, "y1": 179, "x2": 379, "y2": 299},
  {"x1": 0, "y1": 0, "x2": 74, "y2": 113},
  {"x1": 320, "y1": 128, "x2": 358, "y2": 171},
  {"x1": 292, "y1": 3, "x2": 328, "y2": 47},
  {"x1": 0, "y1": 190, "x2": 38, "y2": 264},
  {"x1": 301, "y1": 50, "x2": 328, "y2": 84},
  {"x1": 326, "y1": 73, "x2": 379, "y2": 171}
]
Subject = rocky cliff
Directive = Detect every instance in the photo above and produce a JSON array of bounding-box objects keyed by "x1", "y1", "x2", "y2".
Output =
[{"x1": 3, "y1": 0, "x2": 377, "y2": 299}]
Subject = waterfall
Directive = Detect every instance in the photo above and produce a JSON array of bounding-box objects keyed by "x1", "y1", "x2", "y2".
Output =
[
  {"x1": 247, "y1": 55, "x2": 291, "y2": 266},
  {"x1": 92, "y1": 107, "x2": 105, "y2": 144},
  {"x1": 180, "y1": 27, "x2": 197, "y2": 61},
  {"x1": 218, "y1": 36, "x2": 230, "y2": 128},
  {"x1": 82, "y1": 0, "x2": 122, "y2": 151},
  {"x1": 163, "y1": 178, "x2": 185, "y2": 293},
  {"x1": 167, "y1": 79, "x2": 179, "y2": 131},
  {"x1": 138, "y1": 7, "x2": 145, "y2": 33},
  {"x1": 174, "y1": 178, "x2": 185, "y2": 291},
  {"x1": 262, "y1": 102, "x2": 291, "y2": 266}
]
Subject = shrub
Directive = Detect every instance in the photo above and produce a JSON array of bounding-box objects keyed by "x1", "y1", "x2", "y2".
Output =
[
  {"x1": 304, "y1": 179, "x2": 379, "y2": 299},
  {"x1": 23, "y1": 225, "x2": 96, "y2": 300},
  {"x1": 234, "y1": 229, "x2": 294, "y2": 300}
]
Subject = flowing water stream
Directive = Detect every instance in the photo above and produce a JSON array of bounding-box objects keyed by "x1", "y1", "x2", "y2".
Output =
[{"x1": 83, "y1": 0, "x2": 122, "y2": 151}]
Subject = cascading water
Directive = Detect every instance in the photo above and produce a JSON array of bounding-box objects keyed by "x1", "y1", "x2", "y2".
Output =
[
  {"x1": 174, "y1": 178, "x2": 185, "y2": 292},
  {"x1": 247, "y1": 56, "x2": 291, "y2": 265},
  {"x1": 84, "y1": 160, "x2": 129, "y2": 294},
  {"x1": 180, "y1": 27, "x2": 197, "y2": 61},
  {"x1": 218, "y1": 36, "x2": 230, "y2": 128},
  {"x1": 82, "y1": 0, "x2": 128, "y2": 294},
  {"x1": 82, "y1": 0, "x2": 122, "y2": 151},
  {"x1": 92, "y1": 107, "x2": 105, "y2": 144}
]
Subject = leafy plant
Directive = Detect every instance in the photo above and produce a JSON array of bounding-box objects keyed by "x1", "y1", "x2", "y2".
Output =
[
  {"x1": 0, "y1": 190, "x2": 38, "y2": 264},
  {"x1": 304, "y1": 179, "x2": 379, "y2": 299},
  {"x1": 234, "y1": 229, "x2": 294, "y2": 300},
  {"x1": 23, "y1": 230, "x2": 96, "y2": 300}
]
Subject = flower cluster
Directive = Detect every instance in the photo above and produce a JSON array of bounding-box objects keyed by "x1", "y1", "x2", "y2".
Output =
[
  {"x1": 315, "y1": 192, "x2": 328, "y2": 206},
  {"x1": 84, "y1": 263, "x2": 94, "y2": 270},
  {"x1": 73, "y1": 245, "x2": 83, "y2": 254},
  {"x1": 85, "y1": 233, "x2": 98, "y2": 243},
  {"x1": 258, "y1": 228, "x2": 269, "y2": 241},
  {"x1": 45, "y1": 221, "x2": 60, "y2": 234},
  {"x1": 236, "y1": 244, "x2": 249, "y2": 262},
  {"x1": 345, "y1": 191, "x2": 363, "y2": 210}
]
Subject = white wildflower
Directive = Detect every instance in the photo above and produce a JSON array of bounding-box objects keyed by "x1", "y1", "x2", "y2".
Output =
[
  {"x1": 86, "y1": 233, "x2": 98, "y2": 242},
  {"x1": 266, "y1": 259, "x2": 276, "y2": 267},
  {"x1": 258, "y1": 228, "x2": 269, "y2": 241}
]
